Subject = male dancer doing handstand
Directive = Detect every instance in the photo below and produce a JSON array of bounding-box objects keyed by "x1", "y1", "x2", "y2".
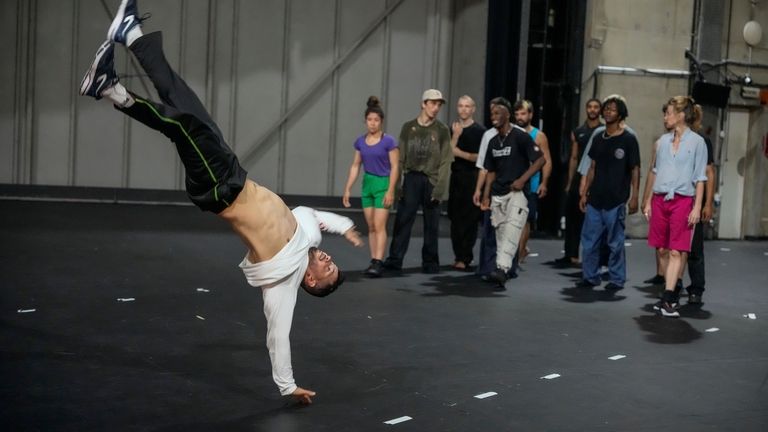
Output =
[{"x1": 79, "y1": 0, "x2": 363, "y2": 404}]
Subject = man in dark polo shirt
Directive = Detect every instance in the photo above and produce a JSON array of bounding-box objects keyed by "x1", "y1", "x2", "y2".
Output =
[{"x1": 578, "y1": 96, "x2": 640, "y2": 290}]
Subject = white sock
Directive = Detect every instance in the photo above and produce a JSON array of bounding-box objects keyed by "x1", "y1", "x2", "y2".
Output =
[
  {"x1": 126, "y1": 25, "x2": 143, "y2": 48},
  {"x1": 102, "y1": 82, "x2": 134, "y2": 108}
]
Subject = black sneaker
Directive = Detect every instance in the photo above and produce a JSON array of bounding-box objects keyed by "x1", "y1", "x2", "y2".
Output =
[
  {"x1": 364, "y1": 259, "x2": 383, "y2": 278},
  {"x1": 643, "y1": 274, "x2": 665, "y2": 285},
  {"x1": 490, "y1": 268, "x2": 507, "y2": 286},
  {"x1": 422, "y1": 264, "x2": 440, "y2": 274},
  {"x1": 79, "y1": 40, "x2": 118, "y2": 100},
  {"x1": 657, "y1": 301, "x2": 680, "y2": 317},
  {"x1": 107, "y1": 0, "x2": 147, "y2": 45},
  {"x1": 576, "y1": 279, "x2": 599, "y2": 289},
  {"x1": 687, "y1": 293, "x2": 703, "y2": 304},
  {"x1": 604, "y1": 282, "x2": 624, "y2": 291},
  {"x1": 382, "y1": 259, "x2": 401, "y2": 271}
]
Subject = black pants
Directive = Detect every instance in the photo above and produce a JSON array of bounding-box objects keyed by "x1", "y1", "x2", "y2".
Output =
[
  {"x1": 385, "y1": 172, "x2": 441, "y2": 270},
  {"x1": 563, "y1": 175, "x2": 584, "y2": 259},
  {"x1": 118, "y1": 32, "x2": 247, "y2": 213},
  {"x1": 448, "y1": 169, "x2": 481, "y2": 265},
  {"x1": 687, "y1": 221, "x2": 705, "y2": 294}
]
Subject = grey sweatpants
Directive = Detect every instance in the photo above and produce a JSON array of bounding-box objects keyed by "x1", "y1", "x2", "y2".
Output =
[{"x1": 490, "y1": 190, "x2": 529, "y2": 271}]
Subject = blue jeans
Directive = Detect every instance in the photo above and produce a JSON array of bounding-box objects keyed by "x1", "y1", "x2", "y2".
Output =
[{"x1": 581, "y1": 204, "x2": 626, "y2": 286}]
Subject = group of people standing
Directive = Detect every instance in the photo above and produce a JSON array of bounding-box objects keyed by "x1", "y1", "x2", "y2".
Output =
[
  {"x1": 341, "y1": 90, "x2": 550, "y2": 289},
  {"x1": 343, "y1": 90, "x2": 715, "y2": 319}
]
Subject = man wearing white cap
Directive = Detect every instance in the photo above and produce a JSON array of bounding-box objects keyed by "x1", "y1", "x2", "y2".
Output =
[{"x1": 383, "y1": 89, "x2": 453, "y2": 273}]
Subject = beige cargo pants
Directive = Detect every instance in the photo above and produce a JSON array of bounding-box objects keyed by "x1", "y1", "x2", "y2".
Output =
[{"x1": 490, "y1": 190, "x2": 529, "y2": 271}]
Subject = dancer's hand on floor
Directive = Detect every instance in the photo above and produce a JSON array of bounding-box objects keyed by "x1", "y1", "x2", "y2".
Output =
[{"x1": 291, "y1": 387, "x2": 316, "y2": 404}]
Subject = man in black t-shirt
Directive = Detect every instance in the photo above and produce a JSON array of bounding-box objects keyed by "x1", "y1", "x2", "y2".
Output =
[
  {"x1": 481, "y1": 97, "x2": 545, "y2": 287},
  {"x1": 556, "y1": 98, "x2": 603, "y2": 267},
  {"x1": 578, "y1": 97, "x2": 640, "y2": 290},
  {"x1": 448, "y1": 95, "x2": 487, "y2": 270}
]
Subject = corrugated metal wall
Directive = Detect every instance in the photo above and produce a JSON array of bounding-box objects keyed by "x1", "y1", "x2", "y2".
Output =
[{"x1": 0, "y1": 0, "x2": 487, "y2": 195}]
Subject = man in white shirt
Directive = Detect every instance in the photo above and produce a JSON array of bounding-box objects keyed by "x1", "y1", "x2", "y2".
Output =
[{"x1": 79, "y1": 0, "x2": 363, "y2": 404}]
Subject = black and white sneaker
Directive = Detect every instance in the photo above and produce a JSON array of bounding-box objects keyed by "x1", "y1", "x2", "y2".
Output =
[
  {"x1": 79, "y1": 40, "x2": 118, "y2": 100},
  {"x1": 653, "y1": 299, "x2": 679, "y2": 311},
  {"x1": 656, "y1": 300, "x2": 681, "y2": 317},
  {"x1": 107, "y1": 0, "x2": 147, "y2": 45}
]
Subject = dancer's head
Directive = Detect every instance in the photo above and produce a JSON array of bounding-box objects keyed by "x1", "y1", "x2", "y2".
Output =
[
  {"x1": 489, "y1": 97, "x2": 512, "y2": 130},
  {"x1": 585, "y1": 98, "x2": 602, "y2": 121},
  {"x1": 421, "y1": 89, "x2": 446, "y2": 121},
  {"x1": 365, "y1": 96, "x2": 385, "y2": 134},
  {"x1": 601, "y1": 95, "x2": 628, "y2": 125},
  {"x1": 456, "y1": 95, "x2": 476, "y2": 121},
  {"x1": 513, "y1": 99, "x2": 534, "y2": 128},
  {"x1": 664, "y1": 95, "x2": 702, "y2": 130},
  {"x1": 301, "y1": 247, "x2": 345, "y2": 297}
]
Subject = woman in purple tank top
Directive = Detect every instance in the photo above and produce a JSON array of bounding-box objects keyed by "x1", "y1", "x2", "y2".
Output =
[{"x1": 342, "y1": 96, "x2": 400, "y2": 277}]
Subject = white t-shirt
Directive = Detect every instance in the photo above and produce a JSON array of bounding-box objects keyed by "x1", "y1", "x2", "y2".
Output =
[{"x1": 239, "y1": 206, "x2": 353, "y2": 395}]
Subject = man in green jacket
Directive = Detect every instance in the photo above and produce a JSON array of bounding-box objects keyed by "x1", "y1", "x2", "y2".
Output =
[{"x1": 383, "y1": 89, "x2": 453, "y2": 274}]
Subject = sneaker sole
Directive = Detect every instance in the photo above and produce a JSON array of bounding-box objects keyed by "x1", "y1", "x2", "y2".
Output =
[
  {"x1": 79, "y1": 41, "x2": 112, "y2": 97},
  {"x1": 661, "y1": 309, "x2": 680, "y2": 317}
]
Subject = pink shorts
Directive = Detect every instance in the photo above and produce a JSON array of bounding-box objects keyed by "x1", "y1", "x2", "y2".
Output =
[{"x1": 647, "y1": 194, "x2": 694, "y2": 252}]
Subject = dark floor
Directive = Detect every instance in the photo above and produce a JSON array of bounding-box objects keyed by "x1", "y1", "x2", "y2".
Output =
[{"x1": 1, "y1": 200, "x2": 767, "y2": 432}]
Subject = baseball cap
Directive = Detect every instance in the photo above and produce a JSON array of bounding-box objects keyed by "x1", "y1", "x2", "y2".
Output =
[{"x1": 422, "y1": 89, "x2": 446, "y2": 103}]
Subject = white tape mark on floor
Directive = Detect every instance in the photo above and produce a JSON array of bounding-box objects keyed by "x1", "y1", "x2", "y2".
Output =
[
  {"x1": 474, "y1": 391, "x2": 497, "y2": 399},
  {"x1": 720, "y1": 247, "x2": 731, "y2": 252},
  {"x1": 196, "y1": 288, "x2": 210, "y2": 293},
  {"x1": 117, "y1": 298, "x2": 135, "y2": 302},
  {"x1": 196, "y1": 315, "x2": 206, "y2": 320},
  {"x1": 743, "y1": 313, "x2": 757, "y2": 320},
  {"x1": 529, "y1": 253, "x2": 539, "y2": 257},
  {"x1": 705, "y1": 327, "x2": 720, "y2": 332},
  {"x1": 608, "y1": 354, "x2": 626, "y2": 361},
  {"x1": 541, "y1": 373, "x2": 561, "y2": 380},
  {"x1": 17, "y1": 309, "x2": 36, "y2": 313},
  {"x1": 624, "y1": 242, "x2": 632, "y2": 247},
  {"x1": 383, "y1": 416, "x2": 412, "y2": 425}
]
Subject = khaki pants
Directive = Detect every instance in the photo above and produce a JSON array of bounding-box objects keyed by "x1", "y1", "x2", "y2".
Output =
[{"x1": 490, "y1": 191, "x2": 529, "y2": 271}]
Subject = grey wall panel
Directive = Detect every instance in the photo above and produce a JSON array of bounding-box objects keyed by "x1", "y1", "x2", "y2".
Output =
[
  {"x1": 33, "y1": 0, "x2": 76, "y2": 185},
  {"x1": 74, "y1": 0, "x2": 125, "y2": 187},
  {"x1": 387, "y1": 0, "x2": 431, "y2": 134},
  {"x1": 282, "y1": 0, "x2": 336, "y2": 195},
  {"x1": 0, "y1": 0, "x2": 20, "y2": 183},
  {"x1": 449, "y1": 0, "x2": 486, "y2": 123},
  {"x1": 233, "y1": 0, "x2": 285, "y2": 190},
  {"x1": 333, "y1": 0, "x2": 387, "y2": 196}
]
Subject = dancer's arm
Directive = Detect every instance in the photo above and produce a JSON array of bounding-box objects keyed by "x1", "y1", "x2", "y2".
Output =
[
  {"x1": 262, "y1": 276, "x2": 300, "y2": 398},
  {"x1": 342, "y1": 151, "x2": 362, "y2": 208},
  {"x1": 313, "y1": 209, "x2": 363, "y2": 247}
]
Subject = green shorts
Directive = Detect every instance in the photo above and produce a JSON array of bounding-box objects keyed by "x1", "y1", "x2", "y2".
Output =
[{"x1": 361, "y1": 172, "x2": 390, "y2": 208}]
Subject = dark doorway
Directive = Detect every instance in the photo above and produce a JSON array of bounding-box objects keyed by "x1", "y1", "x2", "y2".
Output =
[{"x1": 485, "y1": 0, "x2": 589, "y2": 237}]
